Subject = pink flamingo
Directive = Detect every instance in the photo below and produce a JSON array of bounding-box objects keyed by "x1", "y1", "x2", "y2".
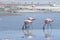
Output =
[
  {"x1": 43, "y1": 18, "x2": 53, "y2": 31},
  {"x1": 22, "y1": 17, "x2": 35, "y2": 31}
]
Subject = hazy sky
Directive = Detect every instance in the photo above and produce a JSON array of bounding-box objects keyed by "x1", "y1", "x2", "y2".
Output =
[{"x1": 0, "y1": 0, "x2": 60, "y2": 4}]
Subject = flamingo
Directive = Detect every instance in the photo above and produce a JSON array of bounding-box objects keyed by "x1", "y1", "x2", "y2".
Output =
[{"x1": 43, "y1": 18, "x2": 53, "y2": 31}]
